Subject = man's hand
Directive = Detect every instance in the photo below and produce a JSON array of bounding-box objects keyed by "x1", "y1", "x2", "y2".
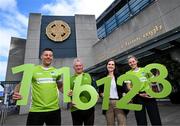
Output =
[
  {"x1": 12, "y1": 84, "x2": 22, "y2": 100},
  {"x1": 68, "y1": 102, "x2": 76, "y2": 108},
  {"x1": 12, "y1": 92, "x2": 22, "y2": 100},
  {"x1": 68, "y1": 90, "x2": 73, "y2": 96}
]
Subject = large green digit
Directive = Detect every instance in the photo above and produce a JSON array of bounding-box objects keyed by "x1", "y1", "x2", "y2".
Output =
[
  {"x1": 96, "y1": 76, "x2": 111, "y2": 110},
  {"x1": 54, "y1": 67, "x2": 71, "y2": 102},
  {"x1": 145, "y1": 63, "x2": 172, "y2": 98},
  {"x1": 116, "y1": 74, "x2": 142, "y2": 111},
  {"x1": 72, "y1": 74, "x2": 98, "y2": 110},
  {"x1": 12, "y1": 64, "x2": 35, "y2": 105}
]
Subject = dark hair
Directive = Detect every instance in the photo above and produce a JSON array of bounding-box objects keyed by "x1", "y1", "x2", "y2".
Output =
[
  {"x1": 41, "y1": 48, "x2": 54, "y2": 55},
  {"x1": 105, "y1": 59, "x2": 119, "y2": 78}
]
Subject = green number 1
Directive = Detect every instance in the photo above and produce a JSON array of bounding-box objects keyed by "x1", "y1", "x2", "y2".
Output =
[
  {"x1": 96, "y1": 76, "x2": 111, "y2": 110},
  {"x1": 12, "y1": 64, "x2": 35, "y2": 105},
  {"x1": 54, "y1": 67, "x2": 71, "y2": 102}
]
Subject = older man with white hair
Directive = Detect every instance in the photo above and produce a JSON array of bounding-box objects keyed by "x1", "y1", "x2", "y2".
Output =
[{"x1": 68, "y1": 58, "x2": 95, "y2": 126}]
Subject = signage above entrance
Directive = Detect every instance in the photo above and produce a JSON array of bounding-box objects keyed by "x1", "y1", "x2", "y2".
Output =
[{"x1": 46, "y1": 20, "x2": 71, "y2": 42}]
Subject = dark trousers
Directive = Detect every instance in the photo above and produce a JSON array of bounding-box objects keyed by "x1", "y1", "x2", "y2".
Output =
[
  {"x1": 134, "y1": 96, "x2": 162, "y2": 126},
  {"x1": 71, "y1": 107, "x2": 94, "y2": 126},
  {"x1": 26, "y1": 109, "x2": 61, "y2": 126}
]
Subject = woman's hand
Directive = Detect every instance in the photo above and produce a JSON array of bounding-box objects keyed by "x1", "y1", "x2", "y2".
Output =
[
  {"x1": 99, "y1": 93, "x2": 104, "y2": 98},
  {"x1": 139, "y1": 93, "x2": 152, "y2": 98}
]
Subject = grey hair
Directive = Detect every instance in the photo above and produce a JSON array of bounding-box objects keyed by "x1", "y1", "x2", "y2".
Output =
[
  {"x1": 73, "y1": 58, "x2": 83, "y2": 66},
  {"x1": 127, "y1": 55, "x2": 138, "y2": 62}
]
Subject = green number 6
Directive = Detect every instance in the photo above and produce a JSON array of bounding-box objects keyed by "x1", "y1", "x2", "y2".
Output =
[{"x1": 72, "y1": 74, "x2": 98, "y2": 110}]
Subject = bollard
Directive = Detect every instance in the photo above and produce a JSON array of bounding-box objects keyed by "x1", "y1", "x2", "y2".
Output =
[{"x1": 0, "y1": 105, "x2": 7, "y2": 126}]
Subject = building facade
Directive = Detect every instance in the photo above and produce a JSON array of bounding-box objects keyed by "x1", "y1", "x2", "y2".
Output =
[
  {"x1": 5, "y1": 0, "x2": 180, "y2": 114},
  {"x1": 5, "y1": 14, "x2": 98, "y2": 114}
]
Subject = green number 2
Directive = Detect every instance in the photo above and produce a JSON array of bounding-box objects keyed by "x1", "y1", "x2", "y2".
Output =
[{"x1": 116, "y1": 74, "x2": 142, "y2": 111}]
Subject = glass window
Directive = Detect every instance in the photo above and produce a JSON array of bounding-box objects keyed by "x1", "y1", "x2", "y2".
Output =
[{"x1": 97, "y1": 0, "x2": 154, "y2": 39}]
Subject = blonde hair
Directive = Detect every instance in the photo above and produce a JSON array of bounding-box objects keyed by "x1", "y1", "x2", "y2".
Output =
[
  {"x1": 127, "y1": 55, "x2": 138, "y2": 62},
  {"x1": 73, "y1": 58, "x2": 83, "y2": 66}
]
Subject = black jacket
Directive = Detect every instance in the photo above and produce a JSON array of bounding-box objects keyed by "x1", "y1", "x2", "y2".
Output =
[{"x1": 99, "y1": 75, "x2": 129, "y2": 115}]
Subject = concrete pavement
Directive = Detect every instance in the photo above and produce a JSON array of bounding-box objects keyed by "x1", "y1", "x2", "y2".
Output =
[{"x1": 4, "y1": 101, "x2": 180, "y2": 126}]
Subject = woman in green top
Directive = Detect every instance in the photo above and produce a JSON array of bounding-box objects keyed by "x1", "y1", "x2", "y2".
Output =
[{"x1": 126, "y1": 55, "x2": 161, "y2": 126}]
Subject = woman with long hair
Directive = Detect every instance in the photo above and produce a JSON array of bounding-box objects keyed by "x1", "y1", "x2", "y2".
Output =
[{"x1": 99, "y1": 59, "x2": 127, "y2": 126}]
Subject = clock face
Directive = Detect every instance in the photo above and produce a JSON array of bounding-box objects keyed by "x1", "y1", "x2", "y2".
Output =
[{"x1": 46, "y1": 20, "x2": 71, "y2": 42}]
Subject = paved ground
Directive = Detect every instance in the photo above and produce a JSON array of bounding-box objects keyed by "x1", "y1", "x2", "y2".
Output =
[{"x1": 4, "y1": 101, "x2": 180, "y2": 126}]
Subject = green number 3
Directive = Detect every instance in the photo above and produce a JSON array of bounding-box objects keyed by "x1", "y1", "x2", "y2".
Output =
[{"x1": 145, "y1": 63, "x2": 172, "y2": 98}]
